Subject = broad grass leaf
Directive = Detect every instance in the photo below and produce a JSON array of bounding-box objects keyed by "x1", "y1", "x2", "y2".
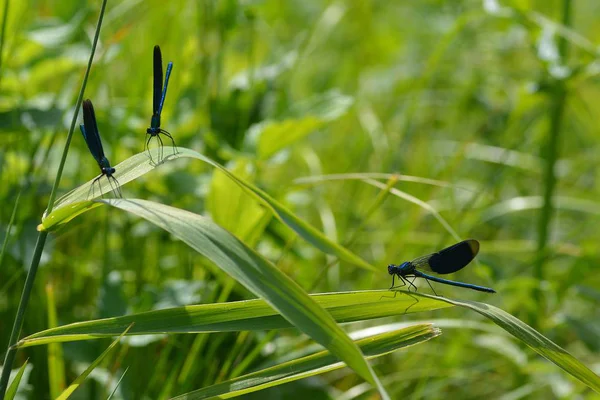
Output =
[
  {"x1": 246, "y1": 90, "x2": 354, "y2": 160},
  {"x1": 20, "y1": 286, "x2": 600, "y2": 393},
  {"x1": 19, "y1": 291, "x2": 450, "y2": 346},
  {"x1": 40, "y1": 147, "x2": 375, "y2": 272},
  {"x1": 249, "y1": 117, "x2": 322, "y2": 160},
  {"x1": 89, "y1": 199, "x2": 384, "y2": 395}
]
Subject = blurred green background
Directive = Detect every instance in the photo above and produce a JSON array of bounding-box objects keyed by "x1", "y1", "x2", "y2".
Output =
[{"x1": 1, "y1": 0, "x2": 600, "y2": 398}]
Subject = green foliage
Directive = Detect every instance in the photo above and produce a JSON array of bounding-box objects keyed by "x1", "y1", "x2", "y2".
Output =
[
  {"x1": 171, "y1": 324, "x2": 440, "y2": 399},
  {"x1": 4, "y1": 361, "x2": 29, "y2": 400},
  {"x1": 1, "y1": 0, "x2": 600, "y2": 399},
  {"x1": 55, "y1": 326, "x2": 131, "y2": 399}
]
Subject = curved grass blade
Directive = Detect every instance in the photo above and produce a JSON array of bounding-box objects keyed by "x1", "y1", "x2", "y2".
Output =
[
  {"x1": 365, "y1": 179, "x2": 461, "y2": 241},
  {"x1": 18, "y1": 291, "x2": 450, "y2": 346},
  {"x1": 294, "y1": 173, "x2": 464, "y2": 245},
  {"x1": 17, "y1": 287, "x2": 599, "y2": 393},
  {"x1": 294, "y1": 173, "x2": 457, "y2": 190},
  {"x1": 40, "y1": 147, "x2": 375, "y2": 272},
  {"x1": 93, "y1": 199, "x2": 385, "y2": 395},
  {"x1": 170, "y1": 324, "x2": 440, "y2": 399},
  {"x1": 440, "y1": 298, "x2": 600, "y2": 394}
]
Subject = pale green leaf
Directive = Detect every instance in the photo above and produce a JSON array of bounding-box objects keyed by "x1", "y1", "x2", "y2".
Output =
[
  {"x1": 18, "y1": 291, "x2": 450, "y2": 346},
  {"x1": 247, "y1": 89, "x2": 354, "y2": 159},
  {"x1": 40, "y1": 147, "x2": 375, "y2": 272},
  {"x1": 255, "y1": 117, "x2": 322, "y2": 159}
]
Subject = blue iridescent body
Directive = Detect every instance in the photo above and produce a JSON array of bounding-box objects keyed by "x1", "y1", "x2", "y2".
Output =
[
  {"x1": 387, "y1": 239, "x2": 495, "y2": 294},
  {"x1": 80, "y1": 99, "x2": 121, "y2": 197}
]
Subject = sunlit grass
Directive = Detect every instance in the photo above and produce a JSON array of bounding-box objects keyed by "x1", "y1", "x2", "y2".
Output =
[{"x1": 1, "y1": 0, "x2": 600, "y2": 398}]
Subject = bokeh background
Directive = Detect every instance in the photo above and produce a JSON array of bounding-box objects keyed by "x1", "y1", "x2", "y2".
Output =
[{"x1": 1, "y1": 0, "x2": 600, "y2": 398}]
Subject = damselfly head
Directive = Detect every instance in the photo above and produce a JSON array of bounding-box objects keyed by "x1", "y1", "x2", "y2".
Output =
[{"x1": 103, "y1": 167, "x2": 116, "y2": 175}]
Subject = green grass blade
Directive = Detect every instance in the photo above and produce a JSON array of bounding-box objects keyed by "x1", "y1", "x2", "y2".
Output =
[
  {"x1": 19, "y1": 289, "x2": 600, "y2": 393},
  {"x1": 229, "y1": 331, "x2": 278, "y2": 379},
  {"x1": 106, "y1": 366, "x2": 128, "y2": 400},
  {"x1": 18, "y1": 291, "x2": 449, "y2": 346},
  {"x1": 365, "y1": 179, "x2": 461, "y2": 241},
  {"x1": 444, "y1": 298, "x2": 600, "y2": 394},
  {"x1": 170, "y1": 324, "x2": 440, "y2": 399},
  {"x1": 4, "y1": 360, "x2": 28, "y2": 400},
  {"x1": 55, "y1": 324, "x2": 132, "y2": 400},
  {"x1": 40, "y1": 147, "x2": 375, "y2": 272},
  {"x1": 96, "y1": 199, "x2": 384, "y2": 395}
]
